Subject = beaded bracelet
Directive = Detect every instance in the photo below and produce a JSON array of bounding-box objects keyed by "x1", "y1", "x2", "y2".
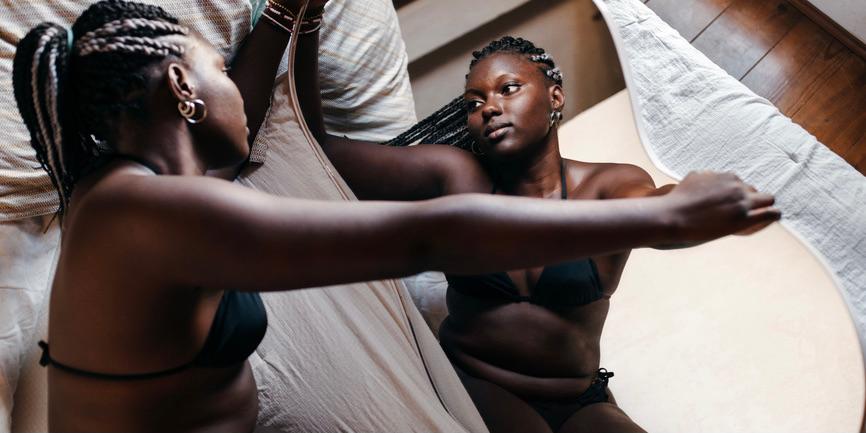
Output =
[{"x1": 263, "y1": 0, "x2": 323, "y2": 35}]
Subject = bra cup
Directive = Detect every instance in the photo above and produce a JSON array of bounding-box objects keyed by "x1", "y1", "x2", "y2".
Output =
[
  {"x1": 446, "y1": 272, "x2": 517, "y2": 300},
  {"x1": 37, "y1": 291, "x2": 268, "y2": 380},
  {"x1": 446, "y1": 259, "x2": 603, "y2": 308},
  {"x1": 195, "y1": 291, "x2": 268, "y2": 367},
  {"x1": 532, "y1": 259, "x2": 603, "y2": 307}
]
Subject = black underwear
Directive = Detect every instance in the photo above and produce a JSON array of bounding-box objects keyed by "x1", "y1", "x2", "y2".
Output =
[
  {"x1": 454, "y1": 363, "x2": 614, "y2": 432},
  {"x1": 526, "y1": 368, "x2": 614, "y2": 431}
]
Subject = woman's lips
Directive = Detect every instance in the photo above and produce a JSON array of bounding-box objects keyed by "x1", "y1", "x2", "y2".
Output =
[
  {"x1": 486, "y1": 125, "x2": 511, "y2": 141},
  {"x1": 489, "y1": 127, "x2": 509, "y2": 141}
]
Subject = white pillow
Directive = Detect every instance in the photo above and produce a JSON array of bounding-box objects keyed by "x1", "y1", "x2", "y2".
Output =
[{"x1": 0, "y1": 0, "x2": 255, "y2": 222}]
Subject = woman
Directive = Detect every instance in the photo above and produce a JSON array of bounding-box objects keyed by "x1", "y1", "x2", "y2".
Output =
[
  {"x1": 297, "y1": 34, "x2": 777, "y2": 432},
  {"x1": 14, "y1": 0, "x2": 777, "y2": 430}
]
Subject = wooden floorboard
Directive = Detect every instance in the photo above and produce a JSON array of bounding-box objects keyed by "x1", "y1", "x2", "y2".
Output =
[
  {"x1": 645, "y1": 0, "x2": 734, "y2": 42},
  {"x1": 691, "y1": 0, "x2": 802, "y2": 79},
  {"x1": 646, "y1": 0, "x2": 866, "y2": 175},
  {"x1": 788, "y1": 54, "x2": 866, "y2": 158},
  {"x1": 740, "y1": 18, "x2": 842, "y2": 110}
]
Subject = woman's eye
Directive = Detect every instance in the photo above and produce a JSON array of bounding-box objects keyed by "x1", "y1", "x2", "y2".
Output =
[
  {"x1": 465, "y1": 100, "x2": 483, "y2": 111},
  {"x1": 502, "y1": 84, "x2": 520, "y2": 94}
]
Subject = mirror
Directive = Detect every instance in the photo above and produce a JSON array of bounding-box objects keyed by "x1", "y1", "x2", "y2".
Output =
[{"x1": 398, "y1": 0, "x2": 863, "y2": 431}]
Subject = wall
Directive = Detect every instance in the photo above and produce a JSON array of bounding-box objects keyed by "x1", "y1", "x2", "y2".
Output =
[
  {"x1": 398, "y1": 0, "x2": 625, "y2": 121},
  {"x1": 809, "y1": 0, "x2": 866, "y2": 44}
]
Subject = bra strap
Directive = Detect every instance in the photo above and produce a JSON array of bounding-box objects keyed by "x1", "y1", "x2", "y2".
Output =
[
  {"x1": 38, "y1": 340, "x2": 191, "y2": 381},
  {"x1": 560, "y1": 159, "x2": 568, "y2": 200}
]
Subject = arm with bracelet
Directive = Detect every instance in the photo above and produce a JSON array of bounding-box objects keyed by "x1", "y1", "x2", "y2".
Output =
[{"x1": 210, "y1": 0, "x2": 325, "y2": 179}]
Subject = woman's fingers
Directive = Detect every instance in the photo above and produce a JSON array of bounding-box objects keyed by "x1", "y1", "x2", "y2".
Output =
[
  {"x1": 748, "y1": 206, "x2": 782, "y2": 222},
  {"x1": 747, "y1": 191, "x2": 775, "y2": 209},
  {"x1": 734, "y1": 207, "x2": 781, "y2": 236},
  {"x1": 669, "y1": 171, "x2": 783, "y2": 241}
]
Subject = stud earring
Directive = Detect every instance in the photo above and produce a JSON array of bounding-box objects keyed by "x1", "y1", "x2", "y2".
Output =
[
  {"x1": 178, "y1": 99, "x2": 208, "y2": 124},
  {"x1": 549, "y1": 110, "x2": 563, "y2": 129}
]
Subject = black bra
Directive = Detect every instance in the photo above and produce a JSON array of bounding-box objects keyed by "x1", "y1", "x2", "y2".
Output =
[
  {"x1": 446, "y1": 160, "x2": 604, "y2": 308},
  {"x1": 39, "y1": 155, "x2": 268, "y2": 380},
  {"x1": 40, "y1": 290, "x2": 268, "y2": 380}
]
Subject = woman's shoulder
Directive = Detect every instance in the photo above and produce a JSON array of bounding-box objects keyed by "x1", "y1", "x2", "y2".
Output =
[
  {"x1": 415, "y1": 143, "x2": 493, "y2": 195},
  {"x1": 563, "y1": 159, "x2": 654, "y2": 199},
  {"x1": 66, "y1": 168, "x2": 239, "y2": 243}
]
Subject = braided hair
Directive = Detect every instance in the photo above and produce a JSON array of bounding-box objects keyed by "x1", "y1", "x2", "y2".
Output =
[
  {"x1": 386, "y1": 36, "x2": 563, "y2": 151},
  {"x1": 12, "y1": 0, "x2": 189, "y2": 214}
]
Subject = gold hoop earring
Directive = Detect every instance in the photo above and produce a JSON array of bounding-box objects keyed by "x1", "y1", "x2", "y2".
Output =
[{"x1": 178, "y1": 99, "x2": 208, "y2": 124}]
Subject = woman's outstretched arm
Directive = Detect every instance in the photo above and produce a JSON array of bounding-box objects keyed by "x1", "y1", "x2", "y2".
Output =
[
  {"x1": 89, "y1": 171, "x2": 779, "y2": 293},
  {"x1": 595, "y1": 163, "x2": 774, "y2": 246}
]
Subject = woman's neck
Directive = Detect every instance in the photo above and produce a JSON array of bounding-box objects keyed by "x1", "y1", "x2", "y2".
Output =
[
  {"x1": 114, "y1": 119, "x2": 206, "y2": 176},
  {"x1": 492, "y1": 134, "x2": 563, "y2": 199}
]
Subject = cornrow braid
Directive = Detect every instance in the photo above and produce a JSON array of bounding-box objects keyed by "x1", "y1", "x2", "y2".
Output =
[
  {"x1": 75, "y1": 18, "x2": 188, "y2": 57},
  {"x1": 468, "y1": 36, "x2": 563, "y2": 86},
  {"x1": 14, "y1": 23, "x2": 74, "y2": 210},
  {"x1": 76, "y1": 35, "x2": 186, "y2": 57},
  {"x1": 12, "y1": 0, "x2": 189, "y2": 214},
  {"x1": 75, "y1": 17, "x2": 188, "y2": 44},
  {"x1": 386, "y1": 36, "x2": 563, "y2": 151}
]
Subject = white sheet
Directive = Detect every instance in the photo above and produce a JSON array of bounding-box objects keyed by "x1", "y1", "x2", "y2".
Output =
[
  {"x1": 240, "y1": 54, "x2": 486, "y2": 433},
  {"x1": 0, "y1": 217, "x2": 58, "y2": 433},
  {"x1": 602, "y1": 0, "x2": 866, "y2": 358}
]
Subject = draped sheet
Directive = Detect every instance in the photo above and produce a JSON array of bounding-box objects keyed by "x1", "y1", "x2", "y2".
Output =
[
  {"x1": 239, "y1": 71, "x2": 485, "y2": 432},
  {"x1": 602, "y1": 0, "x2": 866, "y2": 356}
]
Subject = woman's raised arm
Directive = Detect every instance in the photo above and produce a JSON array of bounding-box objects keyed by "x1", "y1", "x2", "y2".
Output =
[
  {"x1": 228, "y1": 16, "x2": 291, "y2": 146},
  {"x1": 288, "y1": 3, "x2": 492, "y2": 201},
  {"x1": 229, "y1": 0, "x2": 328, "y2": 144}
]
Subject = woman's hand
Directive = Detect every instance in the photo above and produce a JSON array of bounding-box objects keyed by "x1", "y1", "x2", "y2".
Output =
[{"x1": 663, "y1": 171, "x2": 780, "y2": 244}]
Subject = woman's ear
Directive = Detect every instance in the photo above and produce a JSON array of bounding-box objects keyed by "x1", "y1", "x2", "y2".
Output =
[
  {"x1": 167, "y1": 62, "x2": 196, "y2": 101},
  {"x1": 549, "y1": 84, "x2": 565, "y2": 113}
]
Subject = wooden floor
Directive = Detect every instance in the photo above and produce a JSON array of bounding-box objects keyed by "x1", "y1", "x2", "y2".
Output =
[{"x1": 644, "y1": 0, "x2": 866, "y2": 175}]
